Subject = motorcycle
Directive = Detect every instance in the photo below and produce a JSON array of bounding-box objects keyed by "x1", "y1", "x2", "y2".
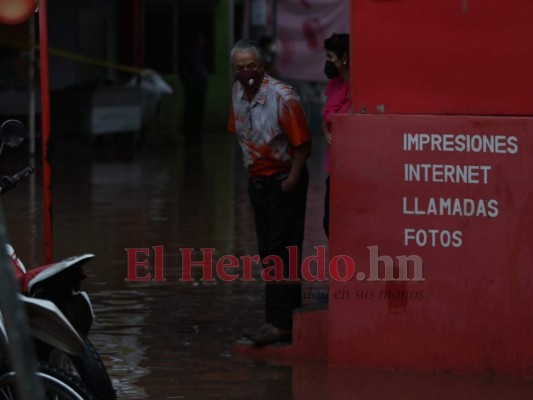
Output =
[
  {"x1": 0, "y1": 295, "x2": 94, "y2": 399},
  {"x1": 0, "y1": 119, "x2": 116, "y2": 399}
]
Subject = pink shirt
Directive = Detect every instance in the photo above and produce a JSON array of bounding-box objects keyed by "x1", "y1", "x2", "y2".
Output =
[{"x1": 323, "y1": 77, "x2": 350, "y2": 172}]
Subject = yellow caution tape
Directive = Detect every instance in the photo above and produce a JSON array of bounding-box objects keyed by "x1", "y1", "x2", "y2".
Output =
[{"x1": 0, "y1": 38, "x2": 179, "y2": 81}]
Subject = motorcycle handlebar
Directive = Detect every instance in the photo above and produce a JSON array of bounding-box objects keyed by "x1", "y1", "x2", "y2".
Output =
[
  {"x1": 11, "y1": 166, "x2": 35, "y2": 182},
  {"x1": 0, "y1": 166, "x2": 35, "y2": 194}
]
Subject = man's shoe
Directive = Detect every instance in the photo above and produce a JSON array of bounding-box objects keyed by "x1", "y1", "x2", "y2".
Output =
[
  {"x1": 242, "y1": 323, "x2": 272, "y2": 339},
  {"x1": 251, "y1": 325, "x2": 292, "y2": 346}
]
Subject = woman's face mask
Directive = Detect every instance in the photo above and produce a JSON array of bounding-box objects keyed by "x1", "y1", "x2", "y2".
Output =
[
  {"x1": 324, "y1": 60, "x2": 340, "y2": 79},
  {"x1": 324, "y1": 51, "x2": 347, "y2": 79}
]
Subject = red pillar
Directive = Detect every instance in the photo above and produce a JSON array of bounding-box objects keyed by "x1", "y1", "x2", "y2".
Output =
[
  {"x1": 118, "y1": 0, "x2": 145, "y2": 70},
  {"x1": 38, "y1": 0, "x2": 53, "y2": 264}
]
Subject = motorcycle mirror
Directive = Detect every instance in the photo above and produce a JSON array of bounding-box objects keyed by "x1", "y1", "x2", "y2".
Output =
[{"x1": 0, "y1": 119, "x2": 27, "y2": 149}]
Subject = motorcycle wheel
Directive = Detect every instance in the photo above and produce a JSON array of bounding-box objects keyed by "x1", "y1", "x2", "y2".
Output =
[
  {"x1": 46, "y1": 337, "x2": 117, "y2": 400},
  {"x1": 0, "y1": 362, "x2": 94, "y2": 400}
]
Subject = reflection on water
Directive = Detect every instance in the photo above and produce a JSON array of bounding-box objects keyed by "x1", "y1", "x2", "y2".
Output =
[
  {"x1": 90, "y1": 289, "x2": 151, "y2": 399},
  {"x1": 1, "y1": 133, "x2": 531, "y2": 399}
]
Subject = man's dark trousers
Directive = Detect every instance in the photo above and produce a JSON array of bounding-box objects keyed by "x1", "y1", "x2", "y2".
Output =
[{"x1": 248, "y1": 168, "x2": 309, "y2": 330}]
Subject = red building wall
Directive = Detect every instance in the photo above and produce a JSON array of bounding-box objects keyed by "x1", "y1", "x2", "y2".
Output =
[
  {"x1": 328, "y1": 1, "x2": 533, "y2": 375},
  {"x1": 350, "y1": 0, "x2": 533, "y2": 116}
]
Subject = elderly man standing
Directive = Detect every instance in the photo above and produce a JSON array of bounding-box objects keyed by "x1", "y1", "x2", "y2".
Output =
[{"x1": 228, "y1": 39, "x2": 312, "y2": 346}]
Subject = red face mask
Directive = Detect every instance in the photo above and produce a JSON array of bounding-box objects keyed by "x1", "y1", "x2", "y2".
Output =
[{"x1": 236, "y1": 70, "x2": 263, "y2": 96}]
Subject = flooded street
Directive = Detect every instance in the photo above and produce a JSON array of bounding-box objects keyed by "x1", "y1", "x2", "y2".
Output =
[{"x1": 1, "y1": 132, "x2": 532, "y2": 399}]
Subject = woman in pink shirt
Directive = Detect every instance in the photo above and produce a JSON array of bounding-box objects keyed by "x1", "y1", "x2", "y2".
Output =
[{"x1": 322, "y1": 33, "x2": 350, "y2": 238}]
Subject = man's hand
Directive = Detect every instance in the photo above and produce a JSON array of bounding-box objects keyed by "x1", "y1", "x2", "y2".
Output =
[
  {"x1": 282, "y1": 140, "x2": 311, "y2": 193},
  {"x1": 281, "y1": 176, "x2": 298, "y2": 193}
]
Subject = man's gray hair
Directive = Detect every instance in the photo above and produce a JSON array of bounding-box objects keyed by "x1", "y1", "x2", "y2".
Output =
[{"x1": 230, "y1": 39, "x2": 264, "y2": 65}]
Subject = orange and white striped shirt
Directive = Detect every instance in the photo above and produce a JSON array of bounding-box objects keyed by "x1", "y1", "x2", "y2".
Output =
[{"x1": 228, "y1": 74, "x2": 311, "y2": 178}]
